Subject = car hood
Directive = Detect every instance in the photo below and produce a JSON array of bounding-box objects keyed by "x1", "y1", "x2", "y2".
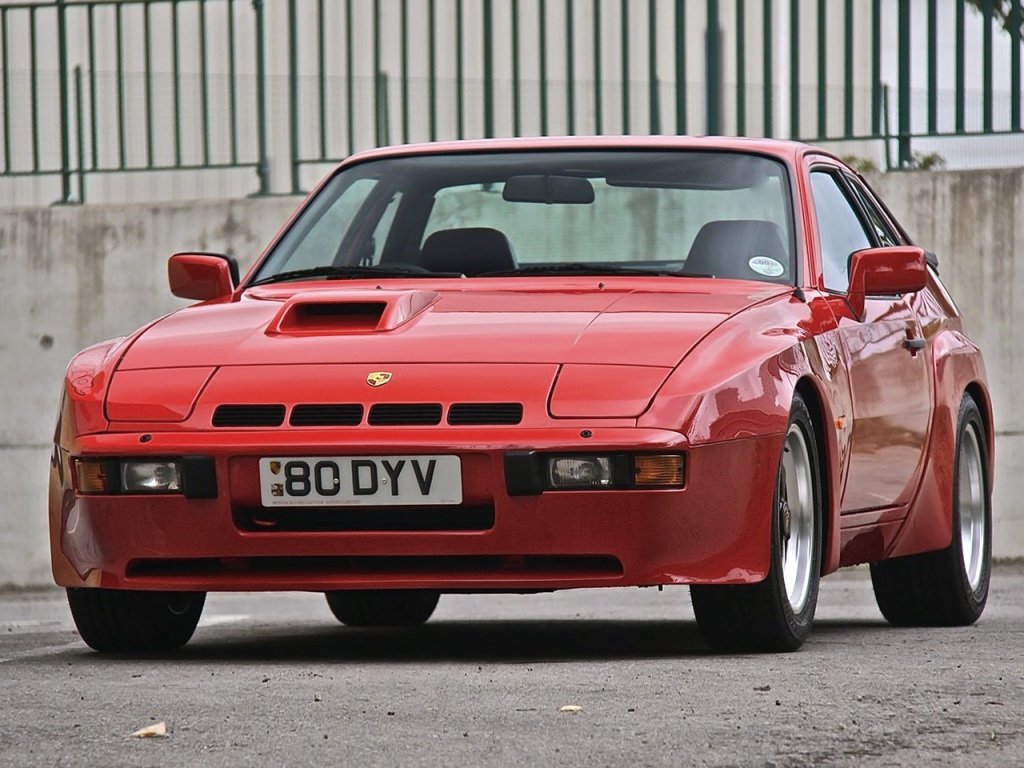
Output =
[{"x1": 117, "y1": 280, "x2": 791, "y2": 371}]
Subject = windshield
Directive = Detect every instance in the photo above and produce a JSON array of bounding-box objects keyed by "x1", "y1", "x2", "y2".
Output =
[{"x1": 251, "y1": 150, "x2": 796, "y2": 285}]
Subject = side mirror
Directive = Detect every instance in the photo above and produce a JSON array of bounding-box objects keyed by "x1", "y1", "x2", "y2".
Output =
[
  {"x1": 846, "y1": 246, "x2": 927, "y2": 318},
  {"x1": 168, "y1": 252, "x2": 237, "y2": 301}
]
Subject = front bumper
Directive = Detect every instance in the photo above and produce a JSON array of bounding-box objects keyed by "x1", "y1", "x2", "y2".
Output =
[{"x1": 49, "y1": 427, "x2": 783, "y2": 592}]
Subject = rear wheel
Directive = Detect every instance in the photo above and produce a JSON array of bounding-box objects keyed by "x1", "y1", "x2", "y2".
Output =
[
  {"x1": 325, "y1": 590, "x2": 440, "y2": 627},
  {"x1": 870, "y1": 394, "x2": 991, "y2": 626},
  {"x1": 690, "y1": 393, "x2": 822, "y2": 652},
  {"x1": 66, "y1": 588, "x2": 205, "y2": 653}
]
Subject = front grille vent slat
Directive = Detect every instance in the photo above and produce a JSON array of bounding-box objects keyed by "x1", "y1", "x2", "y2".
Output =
[
  {"x1": 290, "y1": 404, "x2": 364, "y2": 427},
  {"x1": 448, "y1": 403, "x2": 524, "y2": 425},
  {"x1": 212, "y1": 404, "x2": 286, "y2": 427},
  {"x1": 368, "y1": 403, "x2": 443, "y2": 426}
]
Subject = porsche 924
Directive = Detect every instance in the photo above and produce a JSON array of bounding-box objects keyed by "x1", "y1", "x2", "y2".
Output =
[{"x1": 49, "y1": 137, "x2": 993, "y2": 652}]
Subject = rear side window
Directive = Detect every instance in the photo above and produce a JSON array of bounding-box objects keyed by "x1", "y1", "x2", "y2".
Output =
[
  {"x1": 844, "y1": 175, "x2": 901, "y2": 248},
  {"x1": 810, "y1": 171, "x2": 872, "y2": 293}
]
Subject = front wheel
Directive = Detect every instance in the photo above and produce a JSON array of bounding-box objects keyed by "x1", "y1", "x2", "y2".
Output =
[
  {"x1": 690, "y1": 393, "x2": 823, "y2": 652},
  {"x1": 870, "y1": 394, "x2": 991, "y2": 626},
  {"x1": 66, "y1": 588, "x2": 206, "y2": 653},
  {"x1": 325, "y1": 590, "x2": 440, "y2": 627}
]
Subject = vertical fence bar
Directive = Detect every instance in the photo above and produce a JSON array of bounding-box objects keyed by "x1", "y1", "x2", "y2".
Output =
[
  {"x1": 253, "y1": 0, "x2": 269, "y2": 191},
  {"x1": 816, "y1": 0, "x2": 825, "y2": 139},
  {"x1": 115, "y1": 2, "x2": 125, "y2": 168},
  {"x1": 982, "y1": 0, "x2": 993, "y2": 134},
  {"x1": 172, "y1": 0, "x2": 181, "y2": 166},
  {"x1": 484, "y1": 0, "x2": 495, "y2": 138},
  {"x1": 955, "y1": 0, "x2": 964, "y2": 132},
  {"x1": 706, "y1": 0, "x2": 720, "y2": 135},
  {"x1": 882, "y1": 83, "x2": 892, "y2": 170},
  {"x1": 456, "y1": 0, "x2": 464, "y2": 139},
  {"x1": 620, "y1": 0, "x2": 629, "y2": 134},
  {"x1": 540, "y1": 0, "x2": 548, "y2": 135},
  {"x1": 58, "y1": 0, "x2": 71, "y2": 201},
  {"x1": 788, "y1": 0, "x2": 798, "y2": 138},
  {"x1": 675, "y1": 0, "x2": 686, "y2": 135},
  {"x1": 75, "y1": 65, "x2": 85, "y2": 202},
  {"x1": 762, "y1": 0, "x2": 771, "y2": 137},
  {"x1": 29, "y1": 7, "x2": 38, "y2": 171},
  {"x1": 647, "y1": 0, "x2": 658, "y2": 134},
  {"x1": 228, "y1": 0, "x2": 238, "y2": 166},
  {"x1": 289, "y1": 0, "x2": 300, "y2": 190},
  {"x1": 736, "y1": 0, "x2": 745, "y2": 136},
  {"x1": 843, "y1": 0, "x2": 853, "y2": 138},
  {"x1": 567, "y1": 0, "x2": 576, "y2": 135},
  {"x1": 897, "y1": 0, "x2": 911, "y2": 166},
  {"x1": 318, "y1": 0, "x2": 327, "y2": 158},
  {"x1": 346, "y1": 0, "x2": 355, "y2": 152},
  {"x1": 513, "y1": 0, "x2": 521, "y2": 135},
  {"x1": 401, "y1": 0, "x2": 409, "y2": 143},
  {"x1": 871, "y1": 0, "x2": 881, "y2": 136},
  {"x1": 199, "y1": 0, "x2": 210, "y2": 166},
  {"x1": 0, "y1": 8, "x2": 8, "y2": 172},
  {"x1": 427, "y1": 0, "x2": 436, "y2": 142},
  {"x1": 375, "y1": 71, "x2": 389, "y2": 147},
  {"x1": 374, "y1": 0, "x2": 383, "y2": 144},
  {"x1": 1012, "y1": 0, "x2": 1022, "y2": 132},
  {"x1": 594, "y1": 0, "x2": 602, "y2": 134},
  {"x1": 144, "y1": 1, "x2": 154, "y2": 168},
  {"x1": 88, "y1": 4, "x2": 98, "y2": 169},
  {"x1": 927, "y1": 0, "x2": 936, "y2": 134}
]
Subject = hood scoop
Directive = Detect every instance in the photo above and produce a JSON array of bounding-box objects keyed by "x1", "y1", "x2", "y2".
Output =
[{"x1": 266, "y1": 289, "x2": 440, "y2": 336}]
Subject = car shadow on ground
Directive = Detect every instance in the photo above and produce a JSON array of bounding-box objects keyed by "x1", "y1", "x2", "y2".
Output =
[{"x1": 64, "y1": 616, "x2": 895, "y2": 664}]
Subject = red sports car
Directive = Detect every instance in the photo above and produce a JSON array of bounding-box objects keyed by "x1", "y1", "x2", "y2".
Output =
[{"x1": 50, "y1": 137, "x2": 993, "y2": 653}]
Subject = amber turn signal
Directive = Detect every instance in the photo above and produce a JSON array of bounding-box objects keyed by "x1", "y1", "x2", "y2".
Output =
[
  {"x1": 633, "y1": 455, "x2": 685, "y2": 487},
  {"x1": 74, "y1": 459, "x2": 114, "y2": 494}
]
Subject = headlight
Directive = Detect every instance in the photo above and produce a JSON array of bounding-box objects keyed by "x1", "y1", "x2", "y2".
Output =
[
  {"x1": 505, "y1": 452, "x2": 685, "y2": 495},
  {"x1": 121, "y1": 460, "x2": 183, "y2": 493},
  {"x1": 548, "y1": 457, "x2": 614, "y2": 489},
  {"x1": 72, "y1": 456, "x2": 217, "y2": 498}
]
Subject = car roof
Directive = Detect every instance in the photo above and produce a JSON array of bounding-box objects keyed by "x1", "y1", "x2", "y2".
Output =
[{"x1": 338, "y1": 135, "x2": 835, "y2": 169}]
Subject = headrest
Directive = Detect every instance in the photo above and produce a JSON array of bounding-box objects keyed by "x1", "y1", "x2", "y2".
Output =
[
  {"x1": 683, "y1": 219, "x2": 789, "y2": 281},
  {"x1": 419, "y1": 227, "x2": 517, "y2": 276}
]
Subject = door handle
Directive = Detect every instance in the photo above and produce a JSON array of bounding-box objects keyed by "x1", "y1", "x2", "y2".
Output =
[{"x1": 903, "y1": 337, "x2": 926, "y2": 353}]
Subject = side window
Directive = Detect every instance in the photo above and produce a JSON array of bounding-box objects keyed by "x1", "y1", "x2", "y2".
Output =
[
  {"x1": 844, "y1": 175, "x2": 901, "y2": 247},
  {"x1": 809, "y1": 171, "x2": 872, "y2": 293}
]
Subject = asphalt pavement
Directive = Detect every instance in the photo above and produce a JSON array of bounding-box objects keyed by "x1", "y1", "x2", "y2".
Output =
[{"x1": 2, "y1": 565, "x2": 1023, "y2": 767}]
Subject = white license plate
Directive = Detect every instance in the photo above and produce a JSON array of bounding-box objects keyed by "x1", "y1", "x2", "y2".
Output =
[{"x1": 259, "y1": 455, "x2": 462, "y2": 507}]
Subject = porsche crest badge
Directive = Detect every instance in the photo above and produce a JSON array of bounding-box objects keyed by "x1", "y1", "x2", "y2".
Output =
[{"x1": 366, "y1": 371, "x2": 393, "y2": 387}]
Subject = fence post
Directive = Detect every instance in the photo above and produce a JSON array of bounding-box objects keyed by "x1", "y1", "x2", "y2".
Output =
[
  {"x1": 288, "y1": 0, "x2": 301, "y2": 193},
  {"x1": 253, "y1": 0, "x2": 270, "y2": 194},
  {"x1": 74, "y1": 65, "x2": 85, "y2": 203},
  {"x1": 897, "y1": 0, "x2": 911, "y2": 167},
  {"x1": 375, "y1": 71, "x2": 390, "y2": 147},
  {"x1": 705, "y1": 0, "x2": 721, "y2": 135},
  {"x1": 57, "y1": 0, "x2": 72, "y2": 203}
]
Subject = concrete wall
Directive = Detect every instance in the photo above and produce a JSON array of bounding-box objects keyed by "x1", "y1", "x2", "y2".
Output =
[{"x1": 0, "y1": 168, "x2": 1021, "y2": 586}]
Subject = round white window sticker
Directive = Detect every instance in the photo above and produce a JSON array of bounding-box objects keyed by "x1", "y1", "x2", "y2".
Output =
[{"x1": 748, "y1": 256, "x2": 785, "y2": 277}]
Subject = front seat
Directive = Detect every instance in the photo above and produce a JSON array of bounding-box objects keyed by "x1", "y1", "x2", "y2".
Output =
[
  {"x1": 683, "y1": 219, "x2": 789, "y2": 281},
  {"x1": 419, "y1": 227, "x2": 517, "y2": 276}
]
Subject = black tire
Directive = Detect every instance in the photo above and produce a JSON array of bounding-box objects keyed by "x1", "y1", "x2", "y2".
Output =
[
  {"x1": 66, "y1": 588, "x2": 205, "y2": 653},
  {"x1": 325, "y1": 590, "x2": 440, "y2": 627},
  {"x1": 690, "y1": 393, "x2": 823, "y2": 652},
  {"x1": 870, "y1": 394, "x2": 991, "y2": 626}
]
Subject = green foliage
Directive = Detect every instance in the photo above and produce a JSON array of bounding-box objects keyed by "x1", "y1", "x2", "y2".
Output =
[
  {"x1": 910, "y1": 151, "x2": 946, "y2": 171},
  {"x1": 841, "y1": 155, "x2": 880, "y2": 173},
  {"x1": 965, "y1": 0, "x2": 1022, "y2": 36}
]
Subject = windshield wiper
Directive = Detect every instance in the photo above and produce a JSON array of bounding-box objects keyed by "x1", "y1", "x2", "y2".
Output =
[
  {"x1": 247, "y1": 264, "x2": 460, "y2": 287},
  {"x1": 479, "y1": 263, "x2": 680, "y2": 277}
]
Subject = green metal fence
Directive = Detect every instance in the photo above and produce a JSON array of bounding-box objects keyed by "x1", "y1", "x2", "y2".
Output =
[{"x1": 0, "y1": 0, "x2": 1021, "y2": 203}]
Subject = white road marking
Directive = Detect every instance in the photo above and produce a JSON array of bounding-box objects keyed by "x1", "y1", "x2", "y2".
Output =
[
  {"x1": 198, "y1": 613, "x2": 251, "y2": 628},
  {"x1": 0, "y1": 640, "x2": 86, "y2": 664}
]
